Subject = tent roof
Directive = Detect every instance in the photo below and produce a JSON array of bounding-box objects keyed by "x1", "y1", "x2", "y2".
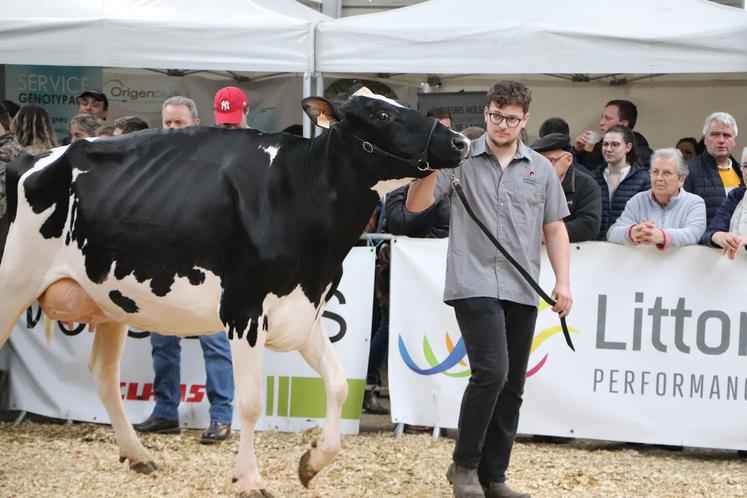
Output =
[
  {"x1": 0, "y1": 0, "x2": 327, "y2": 72},
  {"x1": 316, "y1": 0, "x2": 747, "y2": 74}
]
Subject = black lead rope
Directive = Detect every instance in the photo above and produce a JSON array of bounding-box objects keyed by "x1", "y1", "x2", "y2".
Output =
[{"x1": 450, "y1": 175, "x2": 575, "y2": 351}]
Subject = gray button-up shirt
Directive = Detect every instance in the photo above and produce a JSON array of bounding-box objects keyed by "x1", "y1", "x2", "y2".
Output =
[{"x1": 425, "y1": 134, "x2": 569, "y2": 306}]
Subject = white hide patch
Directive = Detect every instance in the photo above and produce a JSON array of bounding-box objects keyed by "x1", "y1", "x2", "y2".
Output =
[
  {"x1": 371, "y1": 178, "x2": 414, "y2": 199},
  {"x1": 71, "y1": 168, "x2": 89, "y2": 183},
  {"x1": 352, "y1": 87, "x2": 404, "y2": 108},
  {"x1": 262, "y1": 283, "x2": 331, "y2": 352},
  {"x1": 24, "y1": 145, "x2": 67, "y2": 177},
  {"x1": 56, "y1": 256, "x2": 225, "y2": 335},
  {"x1": 259, "y1": 145, "x2": 280, "y2": 166}
]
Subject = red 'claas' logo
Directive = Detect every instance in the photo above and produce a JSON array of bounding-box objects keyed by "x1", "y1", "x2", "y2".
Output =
[{"x1": 120, "y1": 382, "x2": 206, "y2": 403}]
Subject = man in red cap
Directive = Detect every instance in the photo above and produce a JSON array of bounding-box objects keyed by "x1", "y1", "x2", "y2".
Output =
[{"x1": 214, "y1": 86, "x2": 249, "y2": 129}]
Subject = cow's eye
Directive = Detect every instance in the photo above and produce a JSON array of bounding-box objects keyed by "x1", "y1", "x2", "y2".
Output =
[{"x1": 375, "y1": 111, "x2": 389, "y2": 122}]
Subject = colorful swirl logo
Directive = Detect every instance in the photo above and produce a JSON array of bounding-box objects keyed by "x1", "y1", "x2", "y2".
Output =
[{"x1": 398, "y1": 302, "x2": 578, "y2": 377}]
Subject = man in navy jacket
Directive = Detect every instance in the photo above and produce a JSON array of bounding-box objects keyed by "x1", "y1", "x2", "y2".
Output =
[{"x1": 684, "y1": 112, "x2": 741, "y2": 225}]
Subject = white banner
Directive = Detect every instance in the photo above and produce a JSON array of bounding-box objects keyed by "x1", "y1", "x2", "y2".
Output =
[
  {"x1": 5, "y1": 247, "x2": 374, "y2": 435},
  {"x1": 390, "y1": 238, "x2": 747, "y2": 450}
]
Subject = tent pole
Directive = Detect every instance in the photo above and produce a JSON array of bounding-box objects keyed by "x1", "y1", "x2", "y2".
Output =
[
  {"x1": 314, "y1": 73, "x2": 325, "y2": 138},
  {"x1": 302, "y1": 72, "x2": 313, "y2": 138}
]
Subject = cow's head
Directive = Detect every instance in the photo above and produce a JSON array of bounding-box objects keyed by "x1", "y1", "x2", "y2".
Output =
[{"x1": 303, "y1": 88, "x2": 470, "y2": 184}]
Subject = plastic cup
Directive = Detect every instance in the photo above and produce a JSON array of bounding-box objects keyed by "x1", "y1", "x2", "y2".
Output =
[{"x1": 584, "y1": 131, "x2": 601, "y2": 152}]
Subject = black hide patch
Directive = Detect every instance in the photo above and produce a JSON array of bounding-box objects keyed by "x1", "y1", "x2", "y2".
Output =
[{"x1": 109, "y1": 290, "x2": 140, "y2": 313}]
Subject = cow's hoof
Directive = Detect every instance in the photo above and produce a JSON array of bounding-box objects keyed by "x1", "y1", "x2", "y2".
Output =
[
  {"x1": 238, "y1": 489, "x2": 274, "y2": 498},
  {"x1": 130, "y1": 460, "x2": 159, "y2": 474},
  {"x1": 298, "y1": 448, "x2": 319, "y2": 488}
]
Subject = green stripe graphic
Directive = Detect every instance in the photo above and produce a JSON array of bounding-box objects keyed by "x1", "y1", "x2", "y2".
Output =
[
  {"x1": 277, "y1": 376, "x2": 289, "y2": 417},
  {"x1": 265, "y1": 376, "x2": 275, "y2": 416}
]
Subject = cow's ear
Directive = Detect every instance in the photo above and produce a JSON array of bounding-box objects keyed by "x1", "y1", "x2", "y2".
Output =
[{"x1": 302, "y1": 97, "x2": 340, "y2": 129}]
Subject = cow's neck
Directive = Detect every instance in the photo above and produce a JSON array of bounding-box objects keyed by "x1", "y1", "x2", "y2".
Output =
[{"x1": 306, "y1": 129, "x2": 382, "y2": 239}]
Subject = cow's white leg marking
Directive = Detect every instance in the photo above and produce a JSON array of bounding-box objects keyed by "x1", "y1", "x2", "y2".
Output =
[
  {"x1": 297, "y1": 319, "x2": 348, "y2": 487},
  {"x1": 88, "y1": 322, "x2": 156, "y2": 473},
  {"x1": 230, "y1": 321, "x2": 269, "y2": 494},
  {"x1": 0, "y1": 252, "x2": 42, "y2": 348}
]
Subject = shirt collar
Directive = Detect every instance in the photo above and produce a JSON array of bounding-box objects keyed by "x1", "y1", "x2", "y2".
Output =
[{"x1": 471, "y1": 133, "x2": 530, "y2": 162}]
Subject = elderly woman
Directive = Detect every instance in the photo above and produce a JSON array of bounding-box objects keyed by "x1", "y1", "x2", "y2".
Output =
[
  {"x1": 607, "y1": 148, "x2": 706, "y2": 249},
  {"x1": 68, "y1": 113, "x2": 102, "y2": 143},
  {"x1": 700, "y1": 148, "x2": 747, "y2": 259}
]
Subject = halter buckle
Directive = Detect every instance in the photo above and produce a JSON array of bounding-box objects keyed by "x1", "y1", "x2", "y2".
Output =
[
  {"x1": 362, "y1": 142, "x2": 374, "y2": 154},
  {"x1": 417, "y1": 160, "x2": 432, "y2": 172}
]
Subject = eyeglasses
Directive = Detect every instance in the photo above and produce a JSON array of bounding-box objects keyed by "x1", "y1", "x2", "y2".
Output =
[
  {"x1": 650, "y1": 169, "x2": 677, "y2": 178},
  {"x1": 546, "y1": 154, "x2": 570, "y2": 164},
  {"x1": 601, "y1": 141, "x2": 623, "y2": 148},
  {"x1": 486, "y1": 111, "x2": 524, "y2": 128}
]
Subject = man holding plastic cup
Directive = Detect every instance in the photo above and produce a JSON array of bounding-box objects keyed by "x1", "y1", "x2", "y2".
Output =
[{"x1": 573, "y1": 99, "x2": 653, "y2": 171}]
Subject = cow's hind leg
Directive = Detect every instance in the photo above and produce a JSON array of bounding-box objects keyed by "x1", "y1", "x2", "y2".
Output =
[
  {"x1": 88, "y1": 322, "x2": 157, "y2": 474},
  {"x1": 230, "y1": 327, "x2": 273, "y2": 497},
  {"x1": 0, "y1": 264, "x2": 42, "y2": 348},
  {"x1": 297, "y1": 320, "x2": 348, "y2": 487}
]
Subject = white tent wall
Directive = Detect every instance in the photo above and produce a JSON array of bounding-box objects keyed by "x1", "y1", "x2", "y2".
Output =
[
  {"x1": 429, "y1": 74, "x2": 747, "y2": 154},
  {"x1": 523, "y1": 75, "x2": 747, "y2": 156},
  {"x1": 1, "y1": 65, "x2": 307, "y2": 139},
  {"x1": 101, "y1": 69, "x2": 305, "y2": 133},
  {"x1": 323, "y1": 72, "x2": 746, "y2": 158}
]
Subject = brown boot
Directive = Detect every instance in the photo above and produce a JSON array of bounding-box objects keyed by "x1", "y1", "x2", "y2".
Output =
[
  {"x1": 362, "y1": 389, "x2": 389, "y2": 415},
  {"x1": 481, "y1": 481, "x2": 531, "y2": 498},
  {"x1": 446, "y1": 462, "x2": 485, "y2": 498}
]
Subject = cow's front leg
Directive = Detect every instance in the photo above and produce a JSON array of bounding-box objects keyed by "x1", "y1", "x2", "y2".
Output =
[
  {"x1": 88, "y1": 321, "x2": 157, "y2": 474},
  {"x1": 230, "y1": 325, "x2": 272, "y2": 497},
  {"x1": 297, "y1": 320, "x2": 348, "y2": 487}
]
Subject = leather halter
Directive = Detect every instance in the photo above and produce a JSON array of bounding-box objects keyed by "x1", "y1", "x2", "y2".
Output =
[{"x1": 334, "y1": 119, "x2": 438, "y2": 172}]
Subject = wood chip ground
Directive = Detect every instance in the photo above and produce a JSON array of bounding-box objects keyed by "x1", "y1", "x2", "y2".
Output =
[{"x1": 0, "y1": 420, "x2": 744, "y2": 497}]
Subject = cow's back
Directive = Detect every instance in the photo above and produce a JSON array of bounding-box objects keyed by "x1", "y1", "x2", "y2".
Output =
[{"x1": 46, "y1": 129, "x2": 292, "y2": 291}]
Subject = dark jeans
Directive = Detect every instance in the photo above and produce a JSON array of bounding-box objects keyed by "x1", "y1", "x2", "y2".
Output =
[
  {"x1": 150, "y1": 331, "x2": 234, "y2": 424},
  {"x1": 366, "y1": 309, "x2": 389, "y2": 386},
  {"x1": 451, "y1": 297, "x2": 537, "y2": 483}
]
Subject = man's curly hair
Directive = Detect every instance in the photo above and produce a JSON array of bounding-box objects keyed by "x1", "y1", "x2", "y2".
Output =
[{"x1": 485, "y1": 80, "x2": 532, "y2": 113}]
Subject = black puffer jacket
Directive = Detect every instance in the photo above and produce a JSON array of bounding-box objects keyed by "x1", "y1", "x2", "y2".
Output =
[
  {"x1": 591, "y1": 163, "x2": 651, "y2": 240},
  {"x1": 562, "y1": 166, "x2": 602, "y2": 242},
  {"x1": 684, "y1": 151, "x2": 743, "y2": 226},
  {"x1": 385, "y1": 184, "x2": 450, "y2": 238}
]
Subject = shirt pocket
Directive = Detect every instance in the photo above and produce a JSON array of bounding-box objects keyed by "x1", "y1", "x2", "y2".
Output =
[{"x1": 504, "y1": 178, "x2": 545, "y2": 220}]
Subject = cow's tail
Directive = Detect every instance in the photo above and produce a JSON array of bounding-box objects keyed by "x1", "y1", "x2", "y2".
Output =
[{"x1": 1, "y1": 152, "x2": 38, "y2": 266}]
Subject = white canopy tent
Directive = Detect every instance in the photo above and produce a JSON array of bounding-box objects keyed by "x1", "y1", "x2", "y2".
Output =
[
  {"x1": 316, "y1": 0, "x2": 747, "y2": 74},
  {"x1": 0, "y1": 0, "x2": 326, "y2": 73}
]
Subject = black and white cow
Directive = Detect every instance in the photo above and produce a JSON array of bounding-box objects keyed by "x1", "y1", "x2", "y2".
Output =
[{"x1": 0, "y1": 88, "x2": 469, "y2": 496}]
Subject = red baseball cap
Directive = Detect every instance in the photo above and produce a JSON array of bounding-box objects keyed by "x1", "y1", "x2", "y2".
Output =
[{"x1": 214, "y1": 86, "x2": 248, "y2": 125}]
